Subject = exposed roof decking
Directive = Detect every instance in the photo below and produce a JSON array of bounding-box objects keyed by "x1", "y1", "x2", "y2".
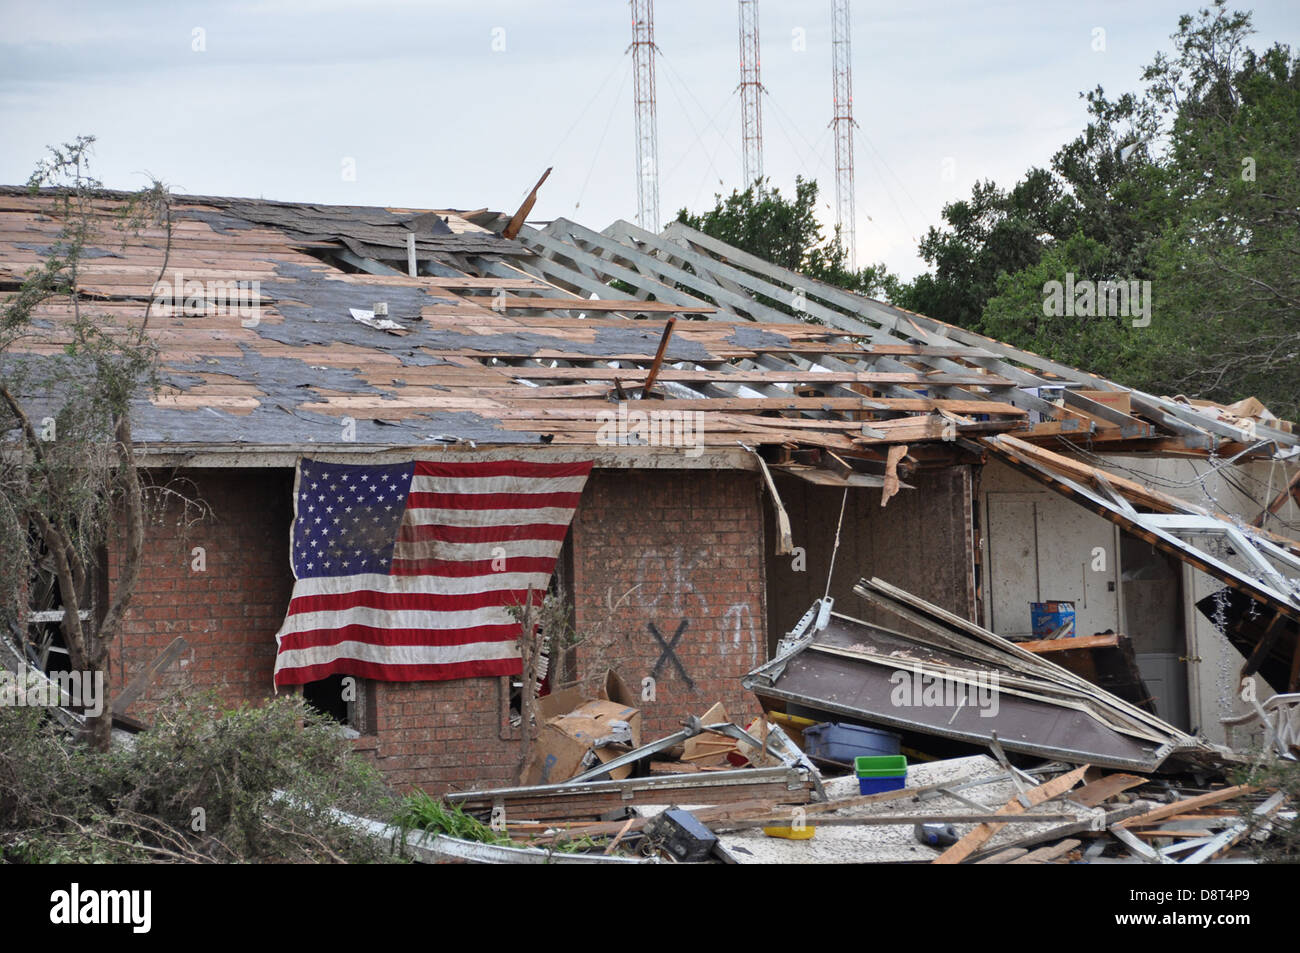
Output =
[{"x1": 1, "y1": 187, "x2": 1291, "y2": 469}]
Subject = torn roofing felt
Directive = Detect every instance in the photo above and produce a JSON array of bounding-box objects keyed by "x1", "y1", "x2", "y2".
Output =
[
  {"x1": 1, "y1": 185, "x2": 1297, "y2": 463},
  {"x1": 744, "y1": 578, "x2": 1225, "y2": 773}
]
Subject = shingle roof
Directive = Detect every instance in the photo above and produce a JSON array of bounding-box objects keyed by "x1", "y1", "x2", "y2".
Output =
[{"x1": 1, "y1": 186, "x2": 1292, "y2": 471}]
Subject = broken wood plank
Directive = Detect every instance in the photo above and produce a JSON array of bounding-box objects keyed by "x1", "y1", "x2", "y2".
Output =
[
  {"x1": 932, "y1": 765, "x2": 1089, "y2": 865},
  {"x1": 111, "y1": 636, "x2": 190, "y2": 716},
  {"x1": 1117, "y1": 784, "x2": 1255, "y2": 829},
  {"x1": 1072, "y1": 773, "x2": 1148, "y2": 808},
  {"x1": 1008, "y1": 838, "x2": 1081, "y2": 864},
  {"x1": 974, "y1": 848, "x2": 1028, "y2": 864}
]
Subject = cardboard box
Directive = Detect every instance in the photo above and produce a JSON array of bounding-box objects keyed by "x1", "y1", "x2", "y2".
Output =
[{"x1": 525, "y1": 676, "x2": 642, "y2": 790}]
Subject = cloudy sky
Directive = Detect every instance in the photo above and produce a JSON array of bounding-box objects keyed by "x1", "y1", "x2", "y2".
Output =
[{"x1": 1, "y1": 0, "x2": 1296, "y2": 278}]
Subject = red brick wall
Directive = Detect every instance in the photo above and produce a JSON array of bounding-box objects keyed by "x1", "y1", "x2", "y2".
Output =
[
  {"x1": 569, "y1": 469, "x2": 767, "y2": 739},
  {"x1": 107, "y1": 468, "x2": 293, "y2": 708},
  {"x1": 365, "y1": 680, "x2": 518, "y2": 793},
  {"x1": 107, "y1": 465, "x2": 770, "y2": 795}
]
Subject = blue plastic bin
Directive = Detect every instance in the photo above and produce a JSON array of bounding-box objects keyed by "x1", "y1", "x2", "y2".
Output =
[
  {"x1": 855, "y1": 755, "x2": 908, "y2": 795},
  {"x1": 858, "y1": 775, "x2": 907, "y2": 795},
  {"x1": 1031, "y1": 601, "x2": 1076, "y2": 638},
  {"x1": 802, "y1": 722, "x2": 901, "y2": 764}
]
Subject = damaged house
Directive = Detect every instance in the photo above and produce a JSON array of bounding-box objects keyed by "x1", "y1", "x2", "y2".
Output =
[{"x1": 1, "y1": 185, "x2": 1297, "y2": 795}]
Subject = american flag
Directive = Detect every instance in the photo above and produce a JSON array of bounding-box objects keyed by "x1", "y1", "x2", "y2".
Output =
[{"x1": 273, "y1": 458, "x2": 592, "y2": 686}]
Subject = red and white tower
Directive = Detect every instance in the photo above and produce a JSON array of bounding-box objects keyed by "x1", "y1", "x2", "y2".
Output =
[
  {"x1": 630, "y1": 0, "x2": 660, "y2": 231},
  {"x1": 830, "y1": 0, "x2": 856, "y2": 266},
  {"x1": 737, "y1": 0, "x2": 764, "y2": 191}
]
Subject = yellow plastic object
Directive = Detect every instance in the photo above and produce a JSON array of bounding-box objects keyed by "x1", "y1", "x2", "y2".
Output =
[
  {"x1": 762, "y1": 824, "x2": 816, "y2": 840},
  {"x1": 765, "y1": 711, "x2": 817, "y2": 749}
]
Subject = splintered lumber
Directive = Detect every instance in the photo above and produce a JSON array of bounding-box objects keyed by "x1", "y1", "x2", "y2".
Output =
[
  {"x1": 502, "y1": 167, "x2": 552, "y2": 240},
  {"x1": 1009, "y1": 838, "x2": 1082, "y2": 864},
  {"x1": 975, "y1": 848, "x2": 1028, "y2": 865},
  {"x1": 1181, "y1": 790, "x2": 1288, "y2": 864},
  {"x1": 640, "y1": 317, "x2": 676, "y2": 396},
  {"x1": 1117, "y1": 784, "x2": 1255, "y2": 829},
  {"x1": 932, "y1": 765, "x2": 1089, "y2": 865},
  {"x1": 1071, "y1": 773, "x2": 1148, "y2": 807},
  {"x1": 963, "y1": 804, "x2": 1147, "y2": 862},
  {"x1": 530, "y1": 798, "x2": 785, "y2": 845},
  {"x1": 448, "y1": 766, "x2": 815, "y2": 822}
]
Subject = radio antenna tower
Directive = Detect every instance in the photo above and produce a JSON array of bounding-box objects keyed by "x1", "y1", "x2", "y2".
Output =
[
  {"x1": 830, "y1": 0, "x2": 856, "y2": 267},
  {"x1": 630, "y1": 0, "x2": 660, "y2": 231},
  {"x1": 738, "y1": 0, "x2": 764, "y2": 192}
]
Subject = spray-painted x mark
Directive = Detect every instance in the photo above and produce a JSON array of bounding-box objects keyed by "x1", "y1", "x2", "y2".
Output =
[{"x1": 648, "y1": 619, "x2": 695, "y2": 692}]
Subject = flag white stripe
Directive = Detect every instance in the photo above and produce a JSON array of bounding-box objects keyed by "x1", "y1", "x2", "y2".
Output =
[
  {"x1": 280, "y1": 604, "x2": 519, "y2": 636},
  {"x1": 287, "y1": 572, "x2": 554, "y2": 599},
  {"x1": 275, "y1": 460, "x2": 591, "y2": 685},
  {"x1": 277, "y1": 639, "x2": 520, "y2": 671},
  {"x1": 391, "y1": 538, "x2": 564, "y2": 561},
  {"x1": 403, "y1": 505, "x2": 579, "y2": 526},
  {"x1": 409, "y1": 474, "x2": 588, "y2": 494}
]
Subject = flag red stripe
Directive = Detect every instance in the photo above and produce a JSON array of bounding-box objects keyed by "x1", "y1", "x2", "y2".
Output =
[
  {"x1": 279, "y1": 622, "x2": 523, "y2": 651},
  {"x1": 275, "y1": 458, "x2": 590, "y2": 688},
  {"x1": 388, "y1": 556, "x2": 558, "y2": 577},
  {"x1": 406, "y1": 490, "x2": 584, "y2": 510},
  {"x1": 396, "y1": 521, "x2": 570, "y2": 544},
  {"x1": 276, "y1": 657, "x2": 521, "y2": 686},
  {"x1": 288, "y1": 587, "x2": 545, "y2": 615}
]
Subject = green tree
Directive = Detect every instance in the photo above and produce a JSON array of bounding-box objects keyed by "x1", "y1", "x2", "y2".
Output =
[
  {"x1": 0, "y1": 137, "x2": 168, "y2": 750},
  {"x1": 981, "y1": 232, "x2": 1160, "y2": 382},
  {"x1": 675, "y1": 176, "x2": 901, "y2": 303},
  {"x1": 896, "y1": 169, "x2": 1073, "y2": 328},
  {"x1": 1141, "y1": 7, "x2": 1300, "y2": 416},
  {"x1": 903, "y1": 2, "x2": 1297, "y2": 417}
]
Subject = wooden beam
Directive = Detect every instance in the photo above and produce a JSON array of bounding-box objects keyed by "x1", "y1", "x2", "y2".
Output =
[
  {"x1": 502, "y1": 167, "x2": 552, "y2": 240},
  {"x1": 1117, "y1": 784, "x2": 1255, "y2": 829},
  {"x1": 932, "y1": 765, "x2": 1089, "y2": 864},
  {"x1": 1253, "y1": 466, "x2": 1300, "y2": 528},
  {"x1": 640, "y1": 317, "x2": 676, "y2": 397}
]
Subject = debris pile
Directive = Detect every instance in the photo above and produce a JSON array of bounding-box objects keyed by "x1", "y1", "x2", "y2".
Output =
[{"x1": 384, "y1": 579, "x2": 1293, "y2": 864}]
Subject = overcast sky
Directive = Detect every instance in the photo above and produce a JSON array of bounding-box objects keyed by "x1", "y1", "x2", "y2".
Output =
[{"x1": 2, "y1": 0, "x2": 1296, "y2": 278}]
